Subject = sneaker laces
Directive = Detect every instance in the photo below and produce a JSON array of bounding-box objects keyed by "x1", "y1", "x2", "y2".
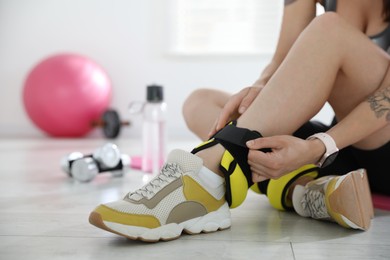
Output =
[
  {"x1": 301, "y1": 188, "x2": 330, "y2": 220},
  {"x1": 127, "y1": 163, "x2": 183, "y2": 200}
]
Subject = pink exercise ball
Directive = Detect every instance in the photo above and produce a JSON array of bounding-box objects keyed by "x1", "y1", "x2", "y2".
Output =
[{"x1": 23, "y1": 53, "x2": 112, "y2": 137}]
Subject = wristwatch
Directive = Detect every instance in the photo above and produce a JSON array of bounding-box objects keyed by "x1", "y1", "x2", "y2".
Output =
[{"x1": 307, "y1": 133, "x2": 339, "y2": 168}]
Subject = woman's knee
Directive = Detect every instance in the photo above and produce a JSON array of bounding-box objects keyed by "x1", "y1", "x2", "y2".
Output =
[
  {"x1": 182, "y1": 88, "x2": 214, "y2": 124},
  {"x1": 313, "y1": 12, "x2": 342, "y2": 27},
  {"x1": 308, "y1": 12, "x2": 345, "y2": 38}
]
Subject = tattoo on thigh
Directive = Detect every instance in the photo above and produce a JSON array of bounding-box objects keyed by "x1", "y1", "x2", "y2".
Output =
[
  {"x1": 367, "y1": 86, "x2": 390, "y2": 122},
  {"x1": 284, "y1": 0, "x2": 297, "y2": 6}
]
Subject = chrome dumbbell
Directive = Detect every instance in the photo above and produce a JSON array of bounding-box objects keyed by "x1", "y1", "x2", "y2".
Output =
[{"x1": 60, "y1": 143, "x2": 130, "y2": 182}]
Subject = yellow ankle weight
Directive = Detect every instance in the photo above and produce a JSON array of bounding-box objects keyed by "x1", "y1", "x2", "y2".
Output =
[
  {"x1": 191, "y1": 121, "x2": 270, "y2": 209},
  {"x1": 250, "y1": 183, "x2": 262, "y2": 194},
  {"x1": 267, "y1": 164, "x2": 318, "y2": 211},
  {"x1": 219, "y1": 150, "x2": 249, "y2": 208}
]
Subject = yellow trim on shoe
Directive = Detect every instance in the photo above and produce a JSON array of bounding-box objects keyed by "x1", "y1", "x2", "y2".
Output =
[
  {"x1": 93, "y1": 205, "x2": 161, "y2": 228},
  {"x1": 183, "y1": 175, "x2": 225, "y2": 212}
]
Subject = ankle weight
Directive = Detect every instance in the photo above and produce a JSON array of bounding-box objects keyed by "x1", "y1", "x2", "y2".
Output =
[
  {"x1": 192, "y1": 121, "x2": 270, "y2": 208},
  {"x1": 266, "y1": 164, "x2": 318, "y2": 210},
  {"x1": 192, "y1": 122, "x2": 319, "y2": 210}
]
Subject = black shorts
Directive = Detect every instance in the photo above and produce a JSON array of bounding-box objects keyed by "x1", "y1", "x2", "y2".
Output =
[{"x1": 293, "y1": 119, "x2": 390, "y2": 195}]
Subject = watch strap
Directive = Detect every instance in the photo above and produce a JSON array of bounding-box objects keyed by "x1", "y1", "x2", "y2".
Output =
[{"x1": 307, "y1": 132, "x2": 339, "y2": 168}]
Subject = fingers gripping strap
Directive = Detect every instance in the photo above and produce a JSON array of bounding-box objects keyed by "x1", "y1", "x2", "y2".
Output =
[
  {"x1": 267, "y1": 164, "x2": 319, "y2": 211},
  {"x1": 191, "y1": 123, "x2": 266, "y2": 170}
]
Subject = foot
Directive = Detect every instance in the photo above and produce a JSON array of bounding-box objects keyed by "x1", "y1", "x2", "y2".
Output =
[
  {"x1": 89, "y1": 149, "x2": 231, "y2": 242},
  {"x1": 292, "y1": 169, "x2": 374, "y2": 230}
]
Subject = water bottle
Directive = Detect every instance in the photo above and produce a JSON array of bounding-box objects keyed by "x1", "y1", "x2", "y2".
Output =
[{"x1": 142, "y1": 85, "x2": 167, "y2": 175}]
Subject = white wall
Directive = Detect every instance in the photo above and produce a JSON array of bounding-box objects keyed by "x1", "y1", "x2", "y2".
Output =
[{"x1": 0, "y1": 0, "x2": 333, "y2": 139}]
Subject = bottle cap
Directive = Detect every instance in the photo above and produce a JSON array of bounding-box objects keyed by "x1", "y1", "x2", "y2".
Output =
[{"x1": 147, "y1": 85, "x2": 164, "y2": 102}]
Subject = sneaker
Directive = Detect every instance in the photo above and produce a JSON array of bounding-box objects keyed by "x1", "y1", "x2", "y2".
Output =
[
  {"x1": 292, "y1": 169, "x2": 374, "y2": 230},
  {"x1": 89, "y1": 149, "x2": 231, "y2": 242}
]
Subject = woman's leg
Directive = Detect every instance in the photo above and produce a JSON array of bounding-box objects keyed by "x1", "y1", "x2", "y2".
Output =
[
  {"x1": 195, "y1": 12, "x2": 390, "y2": 174},
  {"x1": 183, "y1": 88, "x2": 230, "y2": 141},
  {"x1": 90, "y1": 14, "x2": 389, "y2": 240}
]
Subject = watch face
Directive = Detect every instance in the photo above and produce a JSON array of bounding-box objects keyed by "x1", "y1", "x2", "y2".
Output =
[{"x1": 322, "y1": 151, "x2": 339, "y2": 168}]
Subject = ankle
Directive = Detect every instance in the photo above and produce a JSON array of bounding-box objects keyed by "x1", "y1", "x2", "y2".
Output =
[
  {"x1": 287, "y1": 175, "x2": 315, "y2": 201},
  {"x1": 195, "y1": 144, "x2": 225, "y2": 177}
]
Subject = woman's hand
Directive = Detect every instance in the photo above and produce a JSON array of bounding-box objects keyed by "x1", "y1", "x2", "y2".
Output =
[
  {"x1": 208, "y1": 86, "x2": 263, "y2": 138},
  {"x1": 246, "y1": 135, "x2": 324, "y2": 182}
]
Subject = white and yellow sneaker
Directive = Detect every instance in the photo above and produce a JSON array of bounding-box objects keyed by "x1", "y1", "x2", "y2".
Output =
[
  {"x1": 89, "y1": 149, "x2": 231, "y2": 242},
  {"x1": 292, "y1": 169, "x2": 374, "y2": 230}
]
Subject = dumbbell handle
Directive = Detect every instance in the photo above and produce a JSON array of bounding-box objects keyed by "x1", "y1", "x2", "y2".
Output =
[
  {"x1": 91, "y1": 120, "x2": 130, "y2": 127},
  {"x1": 97, "y1": 159, "x2": 124, "y2": 173},
  {"x1": 68, "y1": 154, "x2": 125, "y2": 173}
]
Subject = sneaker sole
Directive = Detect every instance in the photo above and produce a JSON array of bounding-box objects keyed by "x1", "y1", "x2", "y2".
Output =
[
  {"x1": 89, "y1": 202, "x2": 232, "y2": 242},
  {"x1": 327, "y1": 169, "x2": 373, "y2": 230}
]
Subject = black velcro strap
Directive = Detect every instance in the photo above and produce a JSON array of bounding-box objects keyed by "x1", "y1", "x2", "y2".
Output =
[
  {"x1": 257, "y1": 179, "x2": 270, "y2": 194},
  {"x1": 191, "y1": 139, "x2": 219, "y2": 154},
  {"x1": 213, "y1": 123, "x2": 271, "y2": 186},
  {"x1": 191, "y1": 121, "x2": 271, "y2": 191},
  {"x1": 214, "y1": 124, "x2": 263, "y2": 149}
]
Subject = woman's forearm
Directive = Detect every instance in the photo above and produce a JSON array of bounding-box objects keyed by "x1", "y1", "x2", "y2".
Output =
[
  {"x1": 327, "y1": 86, "x2": 390, "y2": 149},
  {"x1": 254, "y1": 0, "x2": 316, "y2": 87}
]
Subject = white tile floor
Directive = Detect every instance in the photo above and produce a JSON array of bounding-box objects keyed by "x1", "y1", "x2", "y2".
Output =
[{"x1": 0, "y1": 137, "x2": 389, "y2": 260}]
